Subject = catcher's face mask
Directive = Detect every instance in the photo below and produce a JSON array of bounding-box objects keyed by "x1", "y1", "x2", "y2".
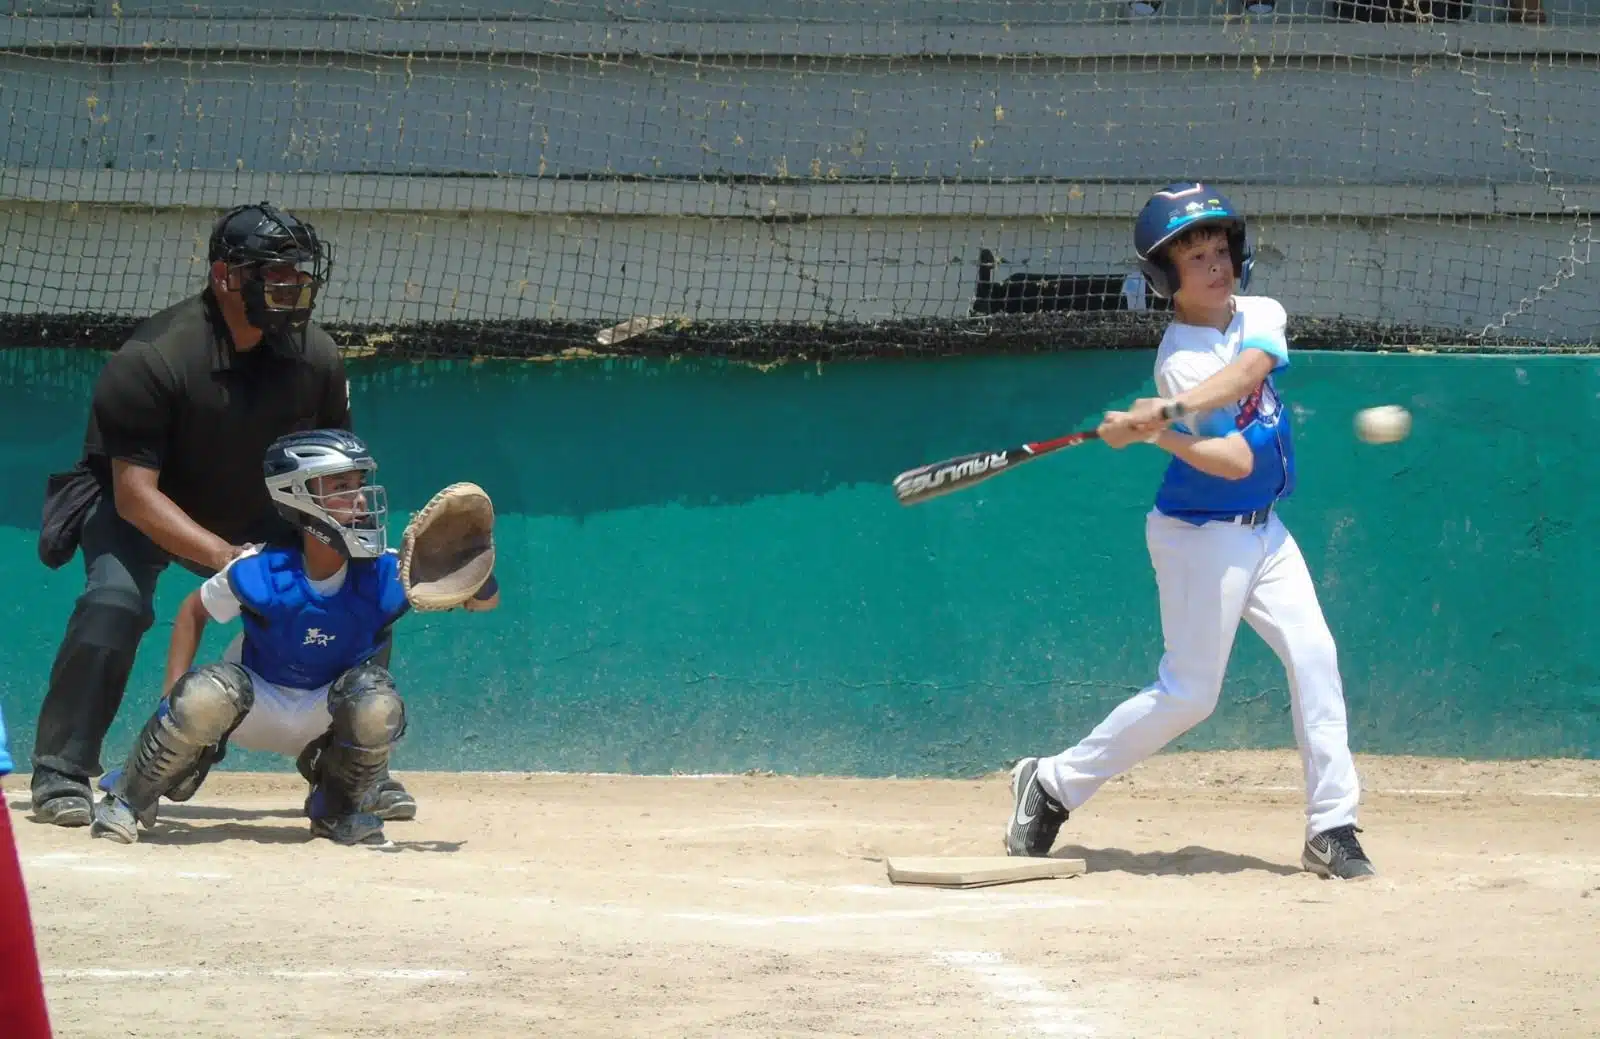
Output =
[{"x1": 304, "y1": 469, "x2": 387, "y2": 560}]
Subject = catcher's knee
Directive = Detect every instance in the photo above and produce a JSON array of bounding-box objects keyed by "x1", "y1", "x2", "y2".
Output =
[
  {"x1": 167, "y1": 663, "x2": 255, "y2": 744},
  {"x1": 328, "y1": 664, "x2": 407, "y2": 749}
]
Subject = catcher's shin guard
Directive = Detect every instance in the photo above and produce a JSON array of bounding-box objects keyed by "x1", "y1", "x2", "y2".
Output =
[
  {"x1": 304, "y1": 664, "x2": 406, "y2": 844},
  {"x1": 91, "y1": 664, "x2": 254, "y2": 843}
]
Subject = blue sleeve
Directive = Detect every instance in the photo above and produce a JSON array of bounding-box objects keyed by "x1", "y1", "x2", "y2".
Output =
[
  {"x1": 376, "y1": 552, "x2": 411, "y2": 620},
  {"x1": 0, "y1": 702, "x2": 14, "y2": 776}
]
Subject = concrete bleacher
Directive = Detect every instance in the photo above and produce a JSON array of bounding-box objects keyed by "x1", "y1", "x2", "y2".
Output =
[{"x1": 2, "y1": 1, "x2": 1597, "y2": 342}]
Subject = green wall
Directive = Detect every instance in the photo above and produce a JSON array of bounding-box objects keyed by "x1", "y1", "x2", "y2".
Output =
[{"x1": 0, "y1": 346, "x2": 1594, "y2": 777}]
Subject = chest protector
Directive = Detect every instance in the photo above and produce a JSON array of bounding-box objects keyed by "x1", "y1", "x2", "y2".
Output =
[{"x1": 227, "y1": 547, "x2": 409, "y2": 690}]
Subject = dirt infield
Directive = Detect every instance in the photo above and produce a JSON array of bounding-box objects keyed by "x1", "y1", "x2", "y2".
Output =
[{"x1": 11, "y1": 750, "x2": 1600, "y2": 1039}]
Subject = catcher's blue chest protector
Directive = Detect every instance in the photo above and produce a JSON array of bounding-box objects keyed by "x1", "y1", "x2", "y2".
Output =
[{"x1": 228, "y1": 547, "x2": 409, "y2": 690}]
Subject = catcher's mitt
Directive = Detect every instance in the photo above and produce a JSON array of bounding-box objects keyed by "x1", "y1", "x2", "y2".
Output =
[{"x1": 398, "y1": 482, "x2": 497, "y2": 611}]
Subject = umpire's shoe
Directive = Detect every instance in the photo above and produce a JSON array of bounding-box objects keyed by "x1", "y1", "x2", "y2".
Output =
[
  {"x1": 1005, "y1": 757, "x2": 1068, "y2": 857},
  {"x1": 30, "y1": 768, "x2": 93, "y2": 828},
  {"x1": 1302, "y1": 824, "x2": 1377, "y2": 881}
]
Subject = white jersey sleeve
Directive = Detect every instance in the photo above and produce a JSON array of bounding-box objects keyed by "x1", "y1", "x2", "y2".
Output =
[
  {"x1": 198, "y1": 545, "x2": 264, "y2": 624},
  {"x1": 1237, "y1": 296, "x2": 1290, "y2": 372},
  {"x1": 1156, "y1": 348, "x2": 1232, "y2": 438},
  {"x1": 1156, "y1": 348, "x2": 1225, "y2": 401}
]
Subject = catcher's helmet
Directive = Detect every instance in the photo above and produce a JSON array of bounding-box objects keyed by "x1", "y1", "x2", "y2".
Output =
[
  {"x1": 264, "y1": 429, "x2": 387, "y2": 560},
  {"x1": 1133, "y1": 183, "x2": 1253, "y2": 300},
  {"x1": 209, "y1": 201, "x2": 332, "y2": 350}
]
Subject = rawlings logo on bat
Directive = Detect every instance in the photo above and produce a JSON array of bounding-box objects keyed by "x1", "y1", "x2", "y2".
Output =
[{"x1": 896, "y1": 451, "x2": 1010, "y2": 497}]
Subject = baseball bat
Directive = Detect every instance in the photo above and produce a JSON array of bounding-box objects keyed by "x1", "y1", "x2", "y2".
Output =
[{"x1": 891, "y1": 402, "x2": 1189, "y2": 507}]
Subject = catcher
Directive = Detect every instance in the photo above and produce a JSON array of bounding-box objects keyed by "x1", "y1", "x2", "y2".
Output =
[{"x1": 88, "y1": 429, "x2": 498, "y2": 847}]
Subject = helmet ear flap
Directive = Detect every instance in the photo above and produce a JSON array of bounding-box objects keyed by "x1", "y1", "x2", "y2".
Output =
[
  {"x1": 1138, "y1": 254, "x2": 1178, "y2": 300},
  {"x1": 1228, "y1": 225, "x2": 1255, "y2": 291}
]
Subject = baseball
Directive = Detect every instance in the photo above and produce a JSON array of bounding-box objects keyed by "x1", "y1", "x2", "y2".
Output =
[{"x1": 1353, "y1": 405, "x2": 1411, "y2": 444}]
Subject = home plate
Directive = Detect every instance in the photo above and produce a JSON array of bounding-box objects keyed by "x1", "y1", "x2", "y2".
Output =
[{"x1": 885, "y1": 856, "x2": 1087, "y2": 889}]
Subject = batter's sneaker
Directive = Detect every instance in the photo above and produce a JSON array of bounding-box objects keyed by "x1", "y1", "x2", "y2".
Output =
[
  {"x1": 1302, "y1": 824, "x2": 1376, "y2": 880},
  {"x1": 1005, "y1": 757, "x2": 1068, "y2": 857}
]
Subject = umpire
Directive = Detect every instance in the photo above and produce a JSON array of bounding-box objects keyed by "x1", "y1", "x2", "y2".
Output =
[{"x1": 31, "y1": 201, "x2": 415, "y2": 827}]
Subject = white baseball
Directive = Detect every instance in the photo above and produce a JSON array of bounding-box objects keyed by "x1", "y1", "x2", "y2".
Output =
[{"x1": 1354, "y1": 405, "x2": 1412, "y2": 444}]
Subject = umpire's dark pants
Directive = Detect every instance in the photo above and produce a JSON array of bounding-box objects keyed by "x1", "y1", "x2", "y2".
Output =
[{"x1": 31, "y1": 496, "x2": 220, "y2": 793}]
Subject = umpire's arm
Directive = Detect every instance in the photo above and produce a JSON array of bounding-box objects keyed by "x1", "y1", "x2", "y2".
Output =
[{"x1": 97, "y1": 344, "x2": 240, "y2": 574}]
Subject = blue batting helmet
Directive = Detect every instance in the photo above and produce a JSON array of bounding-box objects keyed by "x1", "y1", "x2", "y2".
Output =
[{"x1": 1133, "y1": 183, "x2": 1253, "y2": 299}]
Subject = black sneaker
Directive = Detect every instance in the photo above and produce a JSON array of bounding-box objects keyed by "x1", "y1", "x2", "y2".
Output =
[
  {"x1": 310, "y1": 811, "x2": 387, "y2": 847},
  {"x1": 1303, "y1": 824, "x2": 1377, "y2": 880},
  {"x1": 1005, "y1": 757, "x2": 1068, "y2": 857},
  {"x1": 370, "y1": 777, "x2": 417, "y2": 822},
  {"x1": 31, "y1": 769, "x2": 92, "y2": 828}
]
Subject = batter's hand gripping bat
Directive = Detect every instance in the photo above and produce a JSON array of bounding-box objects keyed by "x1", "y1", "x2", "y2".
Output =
[{"x1": 891, "y1": 402, "x2": 1189, "y2": 507}]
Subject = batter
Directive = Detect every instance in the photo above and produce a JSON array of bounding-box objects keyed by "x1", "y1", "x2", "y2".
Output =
[{"x1": 1005, "y1": 183, "x2": 1375, "y2": 881}]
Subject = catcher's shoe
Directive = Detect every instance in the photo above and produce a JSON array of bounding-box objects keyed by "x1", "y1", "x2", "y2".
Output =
[
  {"x1": 1005, "y1": 757, "x2": 1068, "y2": 858},
  {"x1": 88, "y1": 793, "x2": 146, "y2": 845},
  {"x1": 370, "y1": 775, "x2": 417, "y2": 821},
  {"x1": 306, "y1": 781, "x2": 388, "y2": 846},
  {"x1": 310, "y1": 810, "x2": 387, "y2": 846},
  {"x1": 1302, "y1": 824, "x2": 1376, "y2": 880}
]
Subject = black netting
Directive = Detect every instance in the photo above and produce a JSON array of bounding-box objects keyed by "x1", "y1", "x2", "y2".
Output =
[{"x1": 3, "y1": 2, "x2": 1597, "y2": 360}]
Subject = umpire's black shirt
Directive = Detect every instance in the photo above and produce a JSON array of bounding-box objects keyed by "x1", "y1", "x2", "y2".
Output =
[{"x1": 81, "y1": 287, "x2": 352, "y2": 546}]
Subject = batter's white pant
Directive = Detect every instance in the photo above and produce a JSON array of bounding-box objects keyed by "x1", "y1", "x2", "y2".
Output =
[
  {"x1": 1036, "y1": 509, "x2": 1361, "y2": 840},
  {"x1": 219, "y1": 637, "x2": 334, "y2": 758}
]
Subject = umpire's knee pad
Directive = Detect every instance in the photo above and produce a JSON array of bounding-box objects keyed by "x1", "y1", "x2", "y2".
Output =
[
  {"x1": 75, "y1": 583, "x2": 156, "y2": 646},
  {"x1": 328, "y1": 664, "x2": 407, "y2": 749},
  {"x1": 167, "y1": 663, "x2": 255, "y2": 745}
]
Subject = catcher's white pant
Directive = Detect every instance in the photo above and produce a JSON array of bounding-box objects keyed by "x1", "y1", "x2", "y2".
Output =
[
  {"x1": 1036, "y1": 509, "x2": 1361, "y2": 840},
  {"x1": 219, "y1": 636, "x2": 334, "y2": 758}
]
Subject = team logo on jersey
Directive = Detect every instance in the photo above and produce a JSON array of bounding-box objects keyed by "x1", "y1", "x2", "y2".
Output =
[
  {"x1": 1236, "y1": 381, "x2": 1281, "y2": 430},
  {"x1": 303, "y1": 627, "x2": 335, "y2": 647}
]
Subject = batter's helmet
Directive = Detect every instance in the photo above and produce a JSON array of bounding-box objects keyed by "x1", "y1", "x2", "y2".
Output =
[{"x1": 1133, "y1": 183, "x2": 1253, "y2": 300}]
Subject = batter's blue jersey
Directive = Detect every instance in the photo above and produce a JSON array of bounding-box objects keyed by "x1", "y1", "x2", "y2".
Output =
[{"x1": 1152, "y1": 295, "x2": 1297, "y2": 524}]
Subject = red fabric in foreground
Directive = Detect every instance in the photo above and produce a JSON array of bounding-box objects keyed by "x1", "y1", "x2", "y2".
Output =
[{"x1": 0, "y1": 802, "x2": 53, "y2": 1038}]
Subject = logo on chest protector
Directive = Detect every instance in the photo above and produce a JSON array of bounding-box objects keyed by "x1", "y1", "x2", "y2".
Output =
[{"x1": 303, "y1": 627, "x2": 335, "y2": 647}]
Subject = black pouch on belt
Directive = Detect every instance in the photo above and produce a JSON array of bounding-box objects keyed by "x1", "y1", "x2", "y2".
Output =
[{"x1": 38, "y1": 461, "x2": 103, "y2": 570}]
